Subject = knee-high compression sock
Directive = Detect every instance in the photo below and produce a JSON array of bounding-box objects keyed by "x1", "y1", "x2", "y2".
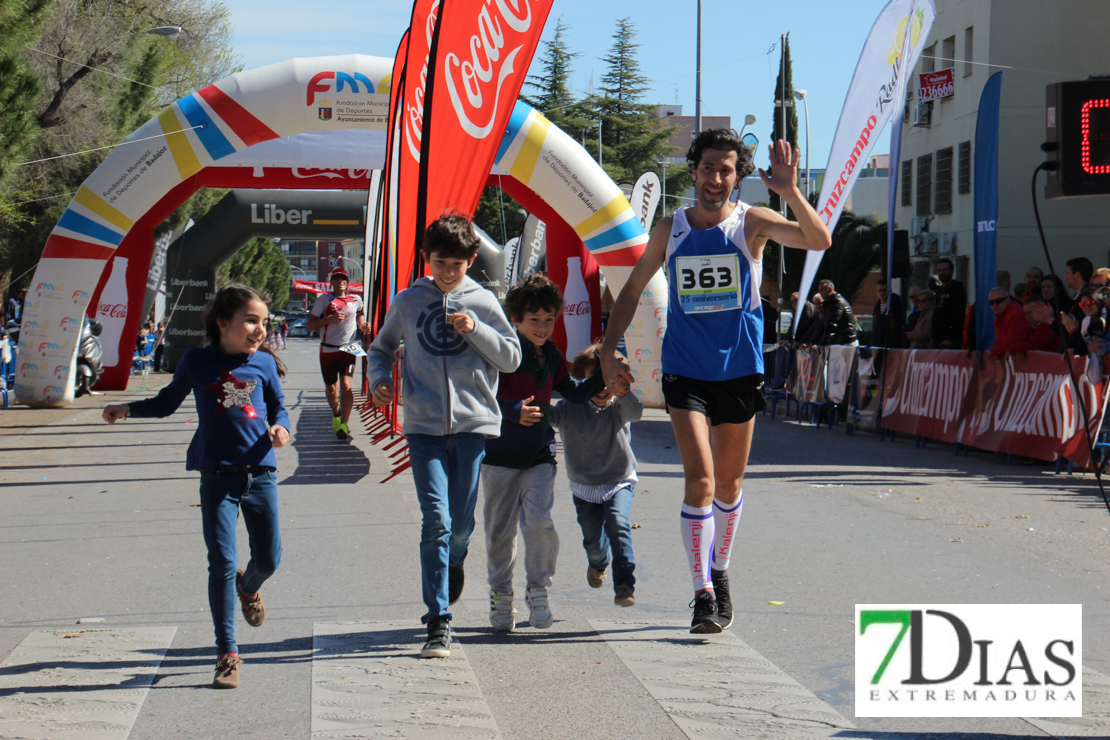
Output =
[
  {"x1": 680, "y1": 503, "x2": 715, "y2": 592},
  {"x1": 711, "y1": 493, "x2": 744, "y2": 572}
]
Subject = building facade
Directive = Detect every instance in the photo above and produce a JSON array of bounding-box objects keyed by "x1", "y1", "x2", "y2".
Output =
[{"x1": 896, "y1": 0, "x2": 1110, "y2": 294}]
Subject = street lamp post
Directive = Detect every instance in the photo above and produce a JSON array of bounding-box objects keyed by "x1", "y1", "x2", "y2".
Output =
[
  {"x1": 738, "y1": 113, "x2": 757, "y2": 138},
  {"x1": 794, "y1": 90, "x2": 811, "y2": 200},
  {"x1": 596, "y1": 120, "x2": 603, "y2": 166},
  {"x1": 334, "y1": 255, "x2": 362, "y2": 281},
  {"x1": 657, "y1": 158, "x2": 670, "y2": 217}
]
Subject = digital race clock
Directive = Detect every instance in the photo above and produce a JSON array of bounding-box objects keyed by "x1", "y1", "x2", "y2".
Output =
[{"x1": 1045, "y1": 78, "x2": 1110, "y2": 198}]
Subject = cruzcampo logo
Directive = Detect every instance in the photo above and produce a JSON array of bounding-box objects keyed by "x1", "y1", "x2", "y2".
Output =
[{"x1": 887, "y1": 8, "x2": 924, "y2": 64}]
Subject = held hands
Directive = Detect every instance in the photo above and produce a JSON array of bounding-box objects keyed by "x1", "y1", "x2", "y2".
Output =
[
  {"x1": 448, "y1": 313, "x2": 475, "y2": 334},
  {"x1": 600, "y1": 352, "x2": 633, "y2": 396},
  {"x1": 372, "y1": 379, "x2": 396, "y2": 407},
  {"x1": 102, "y1": 404, "x2": 129, "y2": 423},
  {"x1": 757, "y1": 140, "x2": 801, "y2": 198},
  {"x1": 269, "y1": 425, "x2": 290, "y2": 448},
  {"x1": 519, "y1": 396, "x2": 543, "y2": 426}
]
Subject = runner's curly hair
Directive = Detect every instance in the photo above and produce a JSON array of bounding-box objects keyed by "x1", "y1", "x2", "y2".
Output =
[
  {"x1": 686, "y1": 128, "x2": 756, "y2": 179},
  {"x1": 504, "y1": 274, "x2": 563, "y2": 323}
]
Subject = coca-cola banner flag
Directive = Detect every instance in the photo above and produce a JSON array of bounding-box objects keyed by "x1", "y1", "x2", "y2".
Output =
[
  {"x1": 629, "y1": 171, "x2": 662, "y2": 231},
  {"x1": 955, "y1": 352, "x2": 1106, "y2": 465},
  {"x1": 795, "y1": 0, "x2": 935, "y2": 327}
]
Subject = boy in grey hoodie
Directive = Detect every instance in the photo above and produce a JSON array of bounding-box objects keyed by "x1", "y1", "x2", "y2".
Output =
[
  {"x1": 549, "y1": 344, "x2": 642, "y2": 607},
  {"x1": 369, "y1": 214, "x2": 521, "y2": 659}
]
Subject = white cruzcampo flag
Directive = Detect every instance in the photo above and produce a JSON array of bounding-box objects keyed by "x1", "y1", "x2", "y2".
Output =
[{"x1": 795, "y1": 0, "x2": 935, "y2": 327}]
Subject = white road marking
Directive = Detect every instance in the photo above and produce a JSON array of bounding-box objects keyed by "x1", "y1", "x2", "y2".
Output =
[
  {"x1": 1023, "y1": 667, "x2": 1110, "y2": 737},
  {"x1": 312, "y1": 621, "x2": 501, "y2": 739},
  {"x1": 0, "y1": 627, "x2": 176, "y2": 740},
  {"x1": 589, "y1": 619, "x2": 856, "y2": 738}
]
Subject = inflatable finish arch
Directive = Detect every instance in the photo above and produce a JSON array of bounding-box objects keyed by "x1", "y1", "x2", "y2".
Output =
[{"x1": 16, "y1": 55, "x2": 665, "y2": 407}]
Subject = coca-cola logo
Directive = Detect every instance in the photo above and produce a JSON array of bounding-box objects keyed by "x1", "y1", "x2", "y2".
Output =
[
  {"x1": 292, "y1": 167, "x2": 371, "y2": 180},
  {"x1": 564, "y1": 300, "x2": 590, "y2": 317},
  {"x1": 98, "y1": 303, "x2": 127, "y2": 319},
  {"x1": 443, "y1": 0, "x2": 533, "y2": 139}
]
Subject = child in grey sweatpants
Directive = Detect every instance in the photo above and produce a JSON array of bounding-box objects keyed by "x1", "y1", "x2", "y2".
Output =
[{"x1": 549, "y1": 344, "x2": 642, "y2": 606}]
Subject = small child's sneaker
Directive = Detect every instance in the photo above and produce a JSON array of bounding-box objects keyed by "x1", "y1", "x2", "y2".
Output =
[
  {"x1": 587, "y1": 565, "x2": 607, "y2": 589},
  {"x1": 525, "y1": 587, "x2": 553, "y2": 629},
  {"x1": 213, "y1": 653, "x2": 242, "y2": 689},
  {"x1": 614, "y1": 584, "x2": 635, "y2": 607},
  {"x1": 237, "y1": 568, "x2": 265, "y2": 627},
  {"x1": 488, "y1": 590, "x2": 516, "y2": 631}
]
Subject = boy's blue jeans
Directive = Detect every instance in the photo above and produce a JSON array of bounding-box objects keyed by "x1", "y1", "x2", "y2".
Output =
[
  {"x1": 406, "y1": 433, "x2": 486, "y2": 623},
  {"x1": 199, "y1": 466, "x2": 282, "y2": 655},
  {"x1": 572, "y1": 486, "x2": 636, "y2": 588}
]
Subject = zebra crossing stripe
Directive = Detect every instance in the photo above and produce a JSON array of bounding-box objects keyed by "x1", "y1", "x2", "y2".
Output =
[
  {"x1": 589, "y1": 620, "x2": 856, "y2": 738},
  {"x1": 312, "y1": 621, "x2": 502, "y2": 739},
  {"x1": 0, "y1": 627, "x2": 176, "y2": 740},
  {"x1": 1023, "y1": 667, "x2": 1110, "y2": 737}
]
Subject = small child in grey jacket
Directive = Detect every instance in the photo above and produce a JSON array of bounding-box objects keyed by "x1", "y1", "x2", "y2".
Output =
[{"x1": 548, "y1": 344, "x2": 643, "y2": 606}]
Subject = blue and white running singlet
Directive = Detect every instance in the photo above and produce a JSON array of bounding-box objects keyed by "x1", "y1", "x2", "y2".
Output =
[{"x1": 662, "y1": 204, "x2": 763, "y2": 381}]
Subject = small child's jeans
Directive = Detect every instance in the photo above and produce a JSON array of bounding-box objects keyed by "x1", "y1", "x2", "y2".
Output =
[
  {"x1": 572, "y1": 487, "x2": 635, "y2": 588},
  {"x1": 199, "y1": 466, "x2": 282, "y2": 655}
]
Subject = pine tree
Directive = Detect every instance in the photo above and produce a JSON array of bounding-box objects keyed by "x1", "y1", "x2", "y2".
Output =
[
  {"x1": 591, "y1": 18, "x2": 687, "y2": 213},
  {"x1": 0, "y1": 0, "x2": 51, "y2": 183},
  {"x1": 217, "y1": 238, "x2": 292, "y2": 309},
  {"x1": 768, "y1": 33, "x2": 799, "y2": 213}
]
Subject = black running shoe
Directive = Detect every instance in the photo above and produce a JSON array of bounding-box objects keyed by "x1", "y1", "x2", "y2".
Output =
[
  {"x1": 420, "y1": 616, "x2": 451, "y2": 659},
  {"x1": 448, "y1": 563, "x2": 465, "y2": 605},
  {"x1": 712, "y1": 569, "x2": 733, "y2": 629},
  {"x1": 689, "y1": 591, "x2": 723, "y2": 634}
]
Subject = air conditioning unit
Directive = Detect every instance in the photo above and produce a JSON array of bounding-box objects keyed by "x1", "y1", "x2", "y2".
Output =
[
  {"x1": 909, "y1": 217, "x2": 929, "y2": 236},
  {"x1": 939, "y1": 232, "x2": 957, "y2": 254},
  {"x1": 912, "y1": 234, "x2": 926, "y2": 256},
  {"x1": 922, "y1": 232, "x2": 939, "y2": 253},
  {"x1": 913, "y1": 101, "x2": 932, "y2": 127}
]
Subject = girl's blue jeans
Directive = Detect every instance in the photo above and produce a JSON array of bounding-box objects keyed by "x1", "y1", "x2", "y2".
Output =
[
  {"x1": 199, "y1": 466, "x2": 282, "y2": 655},
  {"x1": 405, "y1": 433, "x2": 485, "y2": 623},
  {"x1": 572, "y1": 487, "x2": 636, "y2": 587}
]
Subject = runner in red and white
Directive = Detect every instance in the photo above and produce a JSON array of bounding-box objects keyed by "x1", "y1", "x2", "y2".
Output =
[{"x1": 306, "y1": 268, "x2": 369, "y2": 440}]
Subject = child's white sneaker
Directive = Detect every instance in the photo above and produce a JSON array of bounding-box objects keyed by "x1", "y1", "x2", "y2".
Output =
[
  {"x1": 488, "y1": 590, "x2": 516, "y2": 631},
  {"x1": 525, "y1": 587, "x2": 553, "y2": 629}
]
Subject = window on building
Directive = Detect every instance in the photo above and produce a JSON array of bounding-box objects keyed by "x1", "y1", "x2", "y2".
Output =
[
  {"x1": 912, "y1": 261, "x2": 931, "y2": 290},
  {"x1": 956, "y1": 256, "x2": 970, "y2": 286},
  {"x1": 917, "y1": 154, "x2": 932, "y2": 216},
  {"x1": 922, "y1": 44, "x2": 936, "y2": 74},
  {"x1": 935, "y1": 147, "x2": 953, "y2": 214},
  {"x1": 964, "y1": 27, "x2": 974, "y2": 77},
  {"x1": 942, "y1": 36, "x2": 956, "y2": 70},
  {"x1": 902, "y1": 160, "x2": 913, "y2": 206},
  {"x1": 958, "y1": 141, "x2": 971, "y2": 194}
]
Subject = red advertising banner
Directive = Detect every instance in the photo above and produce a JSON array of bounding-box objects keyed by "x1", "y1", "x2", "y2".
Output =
[
  {"x1": 293, "y1": 280, "x2": 364, "y2": 296},
  {"x1": 955, "y1": 351, "x2": 1106, "y2": 464},
  {"x1": 880, "y1": 349, "x2": 1106, "y2": 464},
  {"x1": 880, "y1": 349, "x2": 974, "y2": 443},
  {"x1": 918, "y1": 67, "x2": 955, "y2": 102}
]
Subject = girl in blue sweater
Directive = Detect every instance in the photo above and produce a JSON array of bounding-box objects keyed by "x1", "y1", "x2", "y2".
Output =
[{"x1": 103, "y1": 284, "x2": 290, "y2": 690}]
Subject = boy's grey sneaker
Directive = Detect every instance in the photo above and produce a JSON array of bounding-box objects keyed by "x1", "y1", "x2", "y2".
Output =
[
  {"x1": 420, "y1": 616, "x2": 451, "y2": 659},
  {"x1": 488, "y1": 590, "x2": 516, "y2": 631},
  {"x1": 448, "y1": 564, "x2": 465, "y2": 605},
  {"x1": 587, "y1": 565, "x2": 607, "y2": 589},
  {"x1": 689, "y1": 591, "x2": 723, "y2": 634},
  {"x1": 711, "y1": 568, "x2": 733, "y2": 629},
  {"x1": 525, "y1": 587, "x2": 553, "y2": 629},
  {"x1": 614, "y1": 584, "x2": 635, "y2": 607}
]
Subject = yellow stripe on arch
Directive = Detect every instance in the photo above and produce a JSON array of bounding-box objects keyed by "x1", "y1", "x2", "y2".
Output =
[
  {"x1": 574, "y1": 194, "x2": 632, "y2": 238},
  {"x1": 508, "y1": 113, "x2": 550, "y2": 186},
  {"x1": 158, "y1": 106, "x2": 202, "y2": 180},
  {"x1": 74, "y1": 186, "x2": 134, "y2": 232}
]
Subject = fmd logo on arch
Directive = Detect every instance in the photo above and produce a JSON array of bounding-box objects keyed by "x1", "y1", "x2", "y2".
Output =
[{"x1": 856, "y1": 604, "x2": 1081, "y2": 717}]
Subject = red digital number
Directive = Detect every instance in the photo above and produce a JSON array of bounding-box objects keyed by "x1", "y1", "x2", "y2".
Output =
[{"x1": 1081, "y1": 98, "x2": 1110, "y2": 175}]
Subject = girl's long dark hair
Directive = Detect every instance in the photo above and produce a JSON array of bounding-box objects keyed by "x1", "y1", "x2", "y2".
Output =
[{"x1": 202, "y1": 283, "x2": 286, "y2": 378}]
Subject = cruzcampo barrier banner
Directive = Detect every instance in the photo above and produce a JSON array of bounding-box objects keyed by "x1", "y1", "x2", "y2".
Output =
[
  {"x1": 796, "y1": 0, "x2": 935, "y2": 324},
  {"x1": 880, "y1": 349, "x2": 972, "y2": 442}
]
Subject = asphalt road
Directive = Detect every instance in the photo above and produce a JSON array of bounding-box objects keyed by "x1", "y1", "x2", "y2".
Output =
[{"x1": 1, "y1": 339, "x2": 1108, "y2": 739}]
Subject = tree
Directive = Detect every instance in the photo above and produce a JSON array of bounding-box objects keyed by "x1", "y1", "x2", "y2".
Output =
[
  {"x1": 216, "y1": 238, "x2": 291, "y2": 310},
  {"x1": 768, "y1": 33, "x2": 799, "y2": 213},
  {"x1": 0, "y1": 0, "x2": 51, "y2": 184}
]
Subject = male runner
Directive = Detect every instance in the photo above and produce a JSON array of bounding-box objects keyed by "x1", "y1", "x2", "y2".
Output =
[
  {"x1": 600, "y1": 130, "x2": 831, "y2": 633},
  {"x1": 307, "y1": 268, "x2": 370, "y2": 440}
]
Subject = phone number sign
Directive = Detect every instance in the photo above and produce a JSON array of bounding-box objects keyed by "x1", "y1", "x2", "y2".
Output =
[{"x1": 919, "y1": 68, "x2": 955, "y2": 102}]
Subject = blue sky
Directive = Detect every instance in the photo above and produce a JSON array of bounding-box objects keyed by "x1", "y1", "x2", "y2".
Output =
[{"x1": 228, "y1": 0, "x2": 894, "y2": 172}]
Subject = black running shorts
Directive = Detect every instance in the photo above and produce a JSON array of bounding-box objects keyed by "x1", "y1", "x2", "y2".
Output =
[
  {"x1": 320, "y1": 350, "x2": 356, "y2": 385},
  {"x1": 661, "y1": 372, "x2": 766, "y2": 426}
]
